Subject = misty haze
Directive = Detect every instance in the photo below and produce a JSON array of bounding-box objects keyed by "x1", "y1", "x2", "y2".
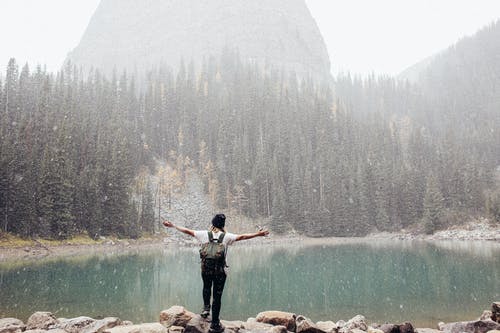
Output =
[{"x1": 0, "y1": 1, "x2": 499, "y2": 333}]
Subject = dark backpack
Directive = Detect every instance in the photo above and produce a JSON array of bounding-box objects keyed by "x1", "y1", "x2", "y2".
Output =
[{"x1": 199, "y1": 231, "x2": 226, "y2": 273}]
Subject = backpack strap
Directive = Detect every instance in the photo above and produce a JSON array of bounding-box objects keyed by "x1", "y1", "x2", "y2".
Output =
[
  {"x1": 208, "y1": 231, "x2": 214, "y2": 242},
  {"x1": 217, "y1": 232, "x2": 225, "y2": 243}
]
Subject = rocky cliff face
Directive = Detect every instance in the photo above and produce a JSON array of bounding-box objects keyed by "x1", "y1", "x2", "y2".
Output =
[{"x1": 67, "y1": 0, "x2": 331, "y2": 80}]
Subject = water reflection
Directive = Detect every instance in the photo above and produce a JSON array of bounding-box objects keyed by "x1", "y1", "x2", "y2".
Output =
[{"x1": 0, "y1": 241, "x2": 499, "y2": 327}]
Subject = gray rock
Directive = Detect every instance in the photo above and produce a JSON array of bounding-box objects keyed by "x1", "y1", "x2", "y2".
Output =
[
  {"x1": 481, "y1": 312, "x2": 494, "y2": 321},
  {"x1": 336, "y1": 322, "x2": 346, "y2": 330},
  {"x1": 122, "y1": 322, "x2": 133, "y2": 326},
  {"x1": 0, "y1": 318, "x2": 26, "y2": 333},
  {"x1": 67, "y1": 0, "x2": 331, "y2": 82},
  {"x1": 168, "y1": 326, "x2": 185, "y2": 333},
  {"x1": 243, "y1": 318, "x2": 275, "y2": 332},
  {"x1": 256, "y1": 311, "x2": 296, "y2": 332},
  {"x1": 316, "y1": 322, "x2": 338, "y2": 333},
  {"x1": 104, "y1": 323, "x2": 168, "y2": 333},
  {"x1": 184, "y1": 317, "x2": 210, "y2": 333},
  {"x1": 220, "y1": 320, "x2": 246, "y2": 333},
  {"x1": 26, "y1": 312, "x2": 59, "y2": 330},
  {"x1": 379, "y1": 324, "x2": 398, "y2": 333},
  {"x1": 53, "y1": 316, "x2": 96, "y2": 333},
  {"x1": 82, "y1": 317, "x2": 122, "y2": 333},
  {"x1": 415, "y1": 329, "x2": 440, "y2": 333},
  {"x1": 296, "y1": 315, "x2": 326, "y2": 333},
  {"x1": 267, "y1": 326, "x2": 288, "y2": 333},
  {"x1": 367, "y1": 328, "x2": 384, "y2": 333},
  {"x1": 377, "y1": 323, "x2": 415, "y2": 333},
  {"x1": 160, "y1": 306, "x2": 196, "y2": 328},
  {"x1": 493, "y1": 303, "x2": 500, "y2": 323},
  {"x1": 340, "y1": 315, "x2": 367, "y2": 333},
  {"x1": 398, "y1": 323, "x2": 414, "y2": 333},
  {"x1": 442, "y1": 320, "x2": 500, "y2": 333}
]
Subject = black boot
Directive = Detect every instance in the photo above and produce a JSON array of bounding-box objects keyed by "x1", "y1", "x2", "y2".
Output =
[
  {"x1": 201, "y1": 305, "x2": 210, "y2": 319},
  {"x1": 209, "y1": 321, "x2": 225, "y2": 333}
]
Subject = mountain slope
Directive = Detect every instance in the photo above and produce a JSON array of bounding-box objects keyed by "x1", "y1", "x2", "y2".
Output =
[{"x1": 67, "y1": 0, "x2": 331, "y2": 81}]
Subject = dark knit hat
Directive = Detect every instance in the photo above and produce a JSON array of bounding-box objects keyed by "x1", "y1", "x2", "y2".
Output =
[{"x1": 212, "y1": 214, "x2": 226, "y2": 229}]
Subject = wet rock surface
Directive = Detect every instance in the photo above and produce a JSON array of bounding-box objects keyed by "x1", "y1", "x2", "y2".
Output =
[
  {"x1": 256, "y1": 311, "x2": 296, "y2": 332},
  {"x1": 0, "y1": 318, "x2": 26, "y2": 333},
  {"x1": 160, "y1": 307, "x2": 196, "y2": 328},
  {"x1": 296, "y1": 315, "x2": 326, "y2": 333},
  {"x1": 53, "y1": 317, "x2": 95, "y2": 333},
  {"x1": 441, "y1": 320, "x2": 500, "y2": 333},
  {"x1": 26, "y1": 312, "x2": 59, "y2": 331},
  {"x1": 2, "y1": 303, "x2": 500, "y2": 333},
  {"x1": 492, "y1": 303, "x2": 500, "y2": 323}
]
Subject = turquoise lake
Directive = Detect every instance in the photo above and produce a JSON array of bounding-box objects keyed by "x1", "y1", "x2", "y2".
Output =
[{"x1": 1, "y1": 240, "x2": 499, "y2": 327}]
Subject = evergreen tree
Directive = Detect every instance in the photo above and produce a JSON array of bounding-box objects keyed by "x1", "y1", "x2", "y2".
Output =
[{"x1": 422, "y1": 174, "x2": 444, "y2": 234}]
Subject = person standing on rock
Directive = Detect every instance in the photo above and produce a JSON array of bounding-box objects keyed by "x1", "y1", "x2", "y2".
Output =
[{"x1": 162, "y1": 213, "x2": 269, "y2": 333}]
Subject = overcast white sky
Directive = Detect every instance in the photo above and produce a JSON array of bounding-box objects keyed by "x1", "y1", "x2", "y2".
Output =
[{"x1": 0, "y1": 0, "x2": 499, "y2": 76}]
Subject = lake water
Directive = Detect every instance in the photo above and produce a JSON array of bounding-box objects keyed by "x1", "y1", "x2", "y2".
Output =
[{"x1": 1, "y1": 240, "x2": 499, "y2": 327}]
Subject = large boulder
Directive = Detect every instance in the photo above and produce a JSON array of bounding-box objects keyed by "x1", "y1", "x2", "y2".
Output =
[
  {"x1": 104, "y1": 323, "x2": 168, "y2": 333},
  {"x1": 26, "y1": 312, "x2": 59, "y2": 330},
  {"x1": 53, "y1": 316, "x2": 96, "y2": 333},
  {"x1": 316, "y1": 321, "x2": 338, "y2": 333},
  {"x1": 0, "y1": 318, "x2": 26, "y2": 333},
  {"x1": 220, "y1": 320, "x2": 247, "y2": 333},
  {"x1": 296, "y1": 315, "x2": 326, "y2": 333},
  {"x1": 243, "y1": 318, "x2": 276, "y2": 332},
  {"x1": 184, "y1": 317, "x2": 210, "y2": 333},
  {"x1": 82, "y1": 317, "x2": 123, "y2": 333},
  {"x1": 267, "y1": 326, "x2": 289, "y2": 333},
  {"x1": 481, "y1": 312, "x2": 494, "y2": 321},
  {"x1": 399, "y1": 323, "x2": 414, "y2": 333},
  {"x1": 367, "y1": 328, "x2": 384, "y2": 333},
  {"x1": 256, "y1": 311, "x2": 296, "y2": 332},
  {"x1": 378, "y1": 323, "x2": 414, "y2": 333},
  {"x1": 493, "y1": 303, "x2": 500, "y2": 323},
  {"x1": 168, "y1": 326, "x2": 185, "y2": 333},
  {"x1": 339, "y1": 315, "x2": 367, "y2": 333},
  {"x1": 160, "y1": 306, "x2": 196, "y2": 328},
  {"x1": 441, "y1": 320, "x2": 500, "y2": 333}
]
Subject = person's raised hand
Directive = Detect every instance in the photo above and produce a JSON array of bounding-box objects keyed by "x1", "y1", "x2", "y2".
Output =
[
  {"x1": 259, "y1": 229, "x2": 270, "y2": 237},
  {"x1": 163, "y1": 220, "x2": 174, "y2": 228}
]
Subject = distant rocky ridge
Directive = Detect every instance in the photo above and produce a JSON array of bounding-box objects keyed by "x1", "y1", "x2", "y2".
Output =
[
  {"x1": 398, "y1": 20, "x2": 500, "y2": 84},
  {"x1": 67, "y1": 0, "x2": 331, "y2": 81},
  {"x1": 1, "y1": 303, "x2": 499, "y2": 333}
]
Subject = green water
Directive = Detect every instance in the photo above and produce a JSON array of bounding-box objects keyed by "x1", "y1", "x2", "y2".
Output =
[{"x1": 0, "y1": 240, "x2": 499, "y2": 327}]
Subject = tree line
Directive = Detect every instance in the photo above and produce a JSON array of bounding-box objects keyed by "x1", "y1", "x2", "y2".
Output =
[{"x1": 0, "y1": 49, "x2": 498, "y2": 239}]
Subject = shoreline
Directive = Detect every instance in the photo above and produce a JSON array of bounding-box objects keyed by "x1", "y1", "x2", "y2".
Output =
[
  {"x1": 1, "y1": 304, "x2": 499, "y2": 333},
  {"x1": 0, "y1": 224, "x2": 498, "y2": 262}
]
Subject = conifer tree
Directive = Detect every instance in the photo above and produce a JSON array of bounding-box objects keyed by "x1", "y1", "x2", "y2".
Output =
[{"x1": 422, "y1": 174, "x2": 444, "y2": 234}]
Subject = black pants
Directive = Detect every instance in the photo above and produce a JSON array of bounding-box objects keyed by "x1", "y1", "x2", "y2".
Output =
[{"x1": 201, "y1": 271, "x2": 226, "y2": 323}]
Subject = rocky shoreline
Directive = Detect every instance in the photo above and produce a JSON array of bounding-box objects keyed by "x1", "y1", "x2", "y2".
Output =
[{"x1": 1, "y1": 303, "x2": 499, "y2": 333}]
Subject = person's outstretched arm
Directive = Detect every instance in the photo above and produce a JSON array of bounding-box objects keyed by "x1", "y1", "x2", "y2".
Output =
[
  {"x1": 235, "y1": 229, "x2": 269, "y2": 241},
  {"x1": 162, "y1": 220, "x2": 195, "y2": 237}
]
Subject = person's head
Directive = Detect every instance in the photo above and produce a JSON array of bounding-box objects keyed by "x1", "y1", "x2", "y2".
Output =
[{"x1": 211, "y1": 213, "x2": 226, "y2": 232}]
